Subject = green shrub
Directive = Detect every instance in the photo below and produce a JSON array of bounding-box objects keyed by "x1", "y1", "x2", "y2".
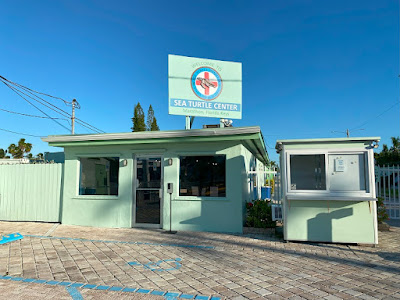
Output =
[
  {"x1": 246, "y1": 200, "x2": 276, "y2": 228},
  {"x1": 377, "y1": 197, "x2": 389, "y2": 224}
]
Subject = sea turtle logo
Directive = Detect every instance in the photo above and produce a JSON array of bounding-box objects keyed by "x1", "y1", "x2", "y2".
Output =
[{"x1": 191, "y1": 67, "x2": 223, "y2": 100}]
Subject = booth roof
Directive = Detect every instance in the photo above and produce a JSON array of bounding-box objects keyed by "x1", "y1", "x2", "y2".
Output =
[
  {"x1": 42, "y1": 126, "x2": 269, "y2": 164},
  {"x1": 275, "y1": 136, "x2": 380, "y2": 152}
]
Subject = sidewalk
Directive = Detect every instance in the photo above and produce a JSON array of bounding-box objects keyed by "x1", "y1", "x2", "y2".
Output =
[{"x1": 0, "y1": 221, "x2": 400, "y2": 299}]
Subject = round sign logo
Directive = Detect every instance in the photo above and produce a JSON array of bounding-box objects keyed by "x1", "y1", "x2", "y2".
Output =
[{"x1": 191, "y1": 67, "x2": 223, "y2": 100}]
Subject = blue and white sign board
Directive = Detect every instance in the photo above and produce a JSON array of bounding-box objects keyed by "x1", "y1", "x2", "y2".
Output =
[{"x1": 168, "y1": 55, "x2": 242, "y2": 119}]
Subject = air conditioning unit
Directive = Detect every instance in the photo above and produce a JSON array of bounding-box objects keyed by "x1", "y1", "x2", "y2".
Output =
[{"x1": 271, "y1": 204, "x2": 282, "y2": 221}]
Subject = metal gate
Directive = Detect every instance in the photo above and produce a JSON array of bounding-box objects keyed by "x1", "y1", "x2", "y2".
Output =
[{"x1": 376, "y1": 165, "x2": 400, "y2": 219}]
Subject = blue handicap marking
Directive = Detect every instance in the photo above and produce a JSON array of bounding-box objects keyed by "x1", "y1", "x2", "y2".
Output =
[
  {"x1": 128, "y1": 258, "x2": 182, "y2": 272},
  {"x1": 164, "y1": 292, "x2": 180, "y2": 299},
  {"x1": 0, "y1": 233, "x2": 23, "y2": 245},
  {"x1": 66, "y1": 286, "x2": 84, "y2": 300}
]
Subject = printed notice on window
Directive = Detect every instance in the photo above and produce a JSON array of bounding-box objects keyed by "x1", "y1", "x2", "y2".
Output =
[{"x1": 335, "y1": 159, "x2": 345, "y2": 172}]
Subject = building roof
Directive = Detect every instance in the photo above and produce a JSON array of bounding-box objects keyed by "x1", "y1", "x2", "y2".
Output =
[
  {"x1": 42, "y1": 126, "x2": 269, "y2": 164},
  {"x1": 275, "y1": 136, "x2": 380, "y2": 152}
]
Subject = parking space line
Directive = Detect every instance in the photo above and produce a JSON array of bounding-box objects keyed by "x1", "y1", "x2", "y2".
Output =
[
  {"x1": 44, "y1": 223, "x2": 60, "y2": 236},
  {"x1": 24, "y1": 234, "x2": 215, "y2": 249},
  {"x1": 66, "y1": 286, "x2": 84, "y2": 300},
  {"x1": 0, "y1": 275, "x2": 221, "y2": 300}
]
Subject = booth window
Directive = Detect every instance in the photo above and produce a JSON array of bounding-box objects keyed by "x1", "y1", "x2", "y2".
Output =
[
  {"x1": 290, "y1": 154, "x2": 326, "y2": 190},
  {"x1": 79, "y1": 157, "x2": 119, "y2": 195},
  {"x1": 179, "y1": 155, "x2": 226, "y2": 197},
  {"x1": 288, "y1": 153, "x2": 369, "y2": 193}
]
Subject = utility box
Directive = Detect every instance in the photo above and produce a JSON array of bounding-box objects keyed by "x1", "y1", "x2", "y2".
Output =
[{"x1": 275, "y1": 137, "x2": 380, "y2": 244}]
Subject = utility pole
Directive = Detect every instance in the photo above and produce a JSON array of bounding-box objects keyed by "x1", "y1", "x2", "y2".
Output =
[
  {"x1": 71, "y1": 99, "x2": 77, "y2": 134},
  {"x1": 70, "y1": 99, "x2": 80, "y2": 134},
  {"x1": 332, "y1": 128, "x2": 364, "y2": 137}
]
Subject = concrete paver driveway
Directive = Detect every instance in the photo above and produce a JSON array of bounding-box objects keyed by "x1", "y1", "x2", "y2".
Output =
[{"x1": 0, "y1": 221, "x2": 399, "y2": 300}]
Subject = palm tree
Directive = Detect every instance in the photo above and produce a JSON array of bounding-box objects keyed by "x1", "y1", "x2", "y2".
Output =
[{"x1": 7, "y1": 138, "x2": 32, "y2": 158}]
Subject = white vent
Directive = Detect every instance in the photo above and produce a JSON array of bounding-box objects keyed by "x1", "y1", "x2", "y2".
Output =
[{"x1": 272, "y1": 204, "x2": 282, "y2": 221}]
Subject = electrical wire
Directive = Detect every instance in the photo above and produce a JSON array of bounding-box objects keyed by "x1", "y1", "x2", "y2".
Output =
[
  {"x1": 1, "y1": 77, "x2": 73, "y2": 117},
  {"x1": 0, "y1": 78, "x2": 104, "y2": 133},
  {"x1": 0, "y1": 107, "x2": 68, "y2": 120},
  {"x1": 0, "y1": 127, "x2": 43, "y2": 137},
  {"x1": 1, "y1": 80, "x2": 71, "y2": 132},
  {"x1": 264, "y1": 141, "x2": 275, "y2": 149},
  {"x1": 0, "y1": 76, "x2": 105, "y2": 133},
  {"x1": 0, "y1": 75, "x2": 68, "y2": 104},
  {"x1": 351, "y1": 101, "x2": 400, "y2": 130}
]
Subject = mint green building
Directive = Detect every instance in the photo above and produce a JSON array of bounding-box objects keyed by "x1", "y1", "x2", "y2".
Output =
[
  {"x1": 276, "y1": 137, "x2": 380, "y2": 244},
  {"x1": 43, "y1": 126, "x2": 269, "y2": 233}
]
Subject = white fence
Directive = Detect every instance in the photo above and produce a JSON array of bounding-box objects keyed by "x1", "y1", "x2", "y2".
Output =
[
  {"x1": 0, "y1": 163, "x2": 63, "y2": 222},
  {"x1": 376, "y1": 165, "x2": 400, "y2": 219}
]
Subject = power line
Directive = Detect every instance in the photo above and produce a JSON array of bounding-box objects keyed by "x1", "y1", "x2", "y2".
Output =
[
  {"x1": 0, "y1": 75, "x2": 105, "y2": 134},
  {"x1": 1, "y1": 78, "x2": 104, "y2": 133},
  {"x1": 0, "y1": 107, "x2": 68, "y2": 121},
  {"x1": 0, "y1": 127, "x2": 43, "y2": 137},
  {"x1": 0, "y1": 75, "x2": 68, "y2": 104},
  {"x1": 351, "y1": 101, "x2": 400, "y2": 130},
  {"x1": 0, "y1": 77, "x2": 72, "y2": 117},
  {"x1": 331, "y1": 128, "x2": 365, "y2": 138},
  {"x1": 1, "y1": 80, "x2": 71, "y2": 132}
]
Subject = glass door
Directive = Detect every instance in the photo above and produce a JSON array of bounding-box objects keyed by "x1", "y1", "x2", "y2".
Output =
[{"x1": 134, "y1": 156, "x2": 162, "y2": 226}]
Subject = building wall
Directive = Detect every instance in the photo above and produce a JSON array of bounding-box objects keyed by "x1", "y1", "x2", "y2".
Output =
[
  {"x1": 285, "y1": 200, "x2": 375, "y2": 244},
  {"x1": 61, "y1": 141, "x2": 257, "y2": 233},
  {"x1": 281, "y1": 141, "x2": 377, "y2": 244}
]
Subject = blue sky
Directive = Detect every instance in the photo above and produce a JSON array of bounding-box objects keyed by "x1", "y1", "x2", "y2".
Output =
[{"x1": 0, "y1": 0, "x2": 398, "y2": 162}]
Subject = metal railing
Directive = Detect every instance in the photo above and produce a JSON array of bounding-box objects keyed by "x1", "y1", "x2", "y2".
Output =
[{"x1": 376, "y1": 165, "x2": 400, "y2": 219}]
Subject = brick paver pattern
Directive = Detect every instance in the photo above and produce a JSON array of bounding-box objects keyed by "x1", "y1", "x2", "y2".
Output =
[{"x1": 0, "y1": 221, "x2": 400, "y2": 299}]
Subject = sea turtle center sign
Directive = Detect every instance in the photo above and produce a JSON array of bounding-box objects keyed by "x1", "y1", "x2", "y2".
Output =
[{"x1": 168, "y1": 54, "x2": 242, "y2": 119}]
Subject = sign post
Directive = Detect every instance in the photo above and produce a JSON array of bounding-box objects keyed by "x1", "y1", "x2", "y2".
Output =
[{"x1": 168, "y1": 55, "x2": 242, "y2": 123}]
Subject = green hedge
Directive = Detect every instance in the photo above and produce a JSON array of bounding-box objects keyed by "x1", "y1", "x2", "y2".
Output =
[{"x1": 246, "y1": 200, "x2": 276, "y2": 228}]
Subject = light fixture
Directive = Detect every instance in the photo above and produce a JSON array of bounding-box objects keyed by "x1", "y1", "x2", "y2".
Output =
[
  {"x1": 168, "y1": 158, "x2": 173, "y2": 166},
  {"x1": 370, "y1": 141, "x2": 379, "y2": 149},
  {"x1": 221, "y1": 119, "x2": 233, "y2": 127}
]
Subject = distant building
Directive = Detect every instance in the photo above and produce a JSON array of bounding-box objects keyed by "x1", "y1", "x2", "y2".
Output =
[
  {"x1": 44, "y1": 152, "x2": 65, "y2": 163},
  {"x1": 0, "y1": 158, "x2": 29, "y2": 165}
]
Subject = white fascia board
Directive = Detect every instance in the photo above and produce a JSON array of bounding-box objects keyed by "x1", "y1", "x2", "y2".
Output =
[
  {"x1": 42, "y1": 126, "x2": 261, "y2": 143},
  {"x1": 276, "y1": 137, "x2": 381, "y2": 145}
]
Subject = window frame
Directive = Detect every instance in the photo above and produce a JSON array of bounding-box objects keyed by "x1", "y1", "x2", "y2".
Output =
[
  {"x1": 285, "y1": 148, "x2": 373, "y2": 198},
  {"x1": 75, "y1": 154, "x2": 121, "y2": 199},
  {"x1": 178, "y1": 154, "x2": 227, "y2": 200}
]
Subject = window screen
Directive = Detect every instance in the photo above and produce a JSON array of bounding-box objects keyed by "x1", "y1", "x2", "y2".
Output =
[
  {"x1": 290, "y1": 154, "x2": 326, "y2": 190},
  {"x1": 79, "y1": 157, "x2": 119, "y2": 195},
  {"x1": 179, "y1": 155, "x2": 226, "y2": 197}
]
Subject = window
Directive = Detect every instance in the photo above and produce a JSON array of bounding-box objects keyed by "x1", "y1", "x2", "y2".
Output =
[
  {"x1": 328, "y1": 154, "x2": 367, "y2": 192},
  {"x1": 136, "y1": 157, "x2": 161, "y2": 188},
  {"x1": 79, "y1": 157, "x2": 119, "y2": 195},
  {"x1": 290, "y1": 154, "x2": 326, "y2": 190},
  {"x1": 288, "y1": 152, "x2": 369, "y2": 194},
  {"x1": 179, "y1": 155, "x2": 226, "y2": 197}
]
